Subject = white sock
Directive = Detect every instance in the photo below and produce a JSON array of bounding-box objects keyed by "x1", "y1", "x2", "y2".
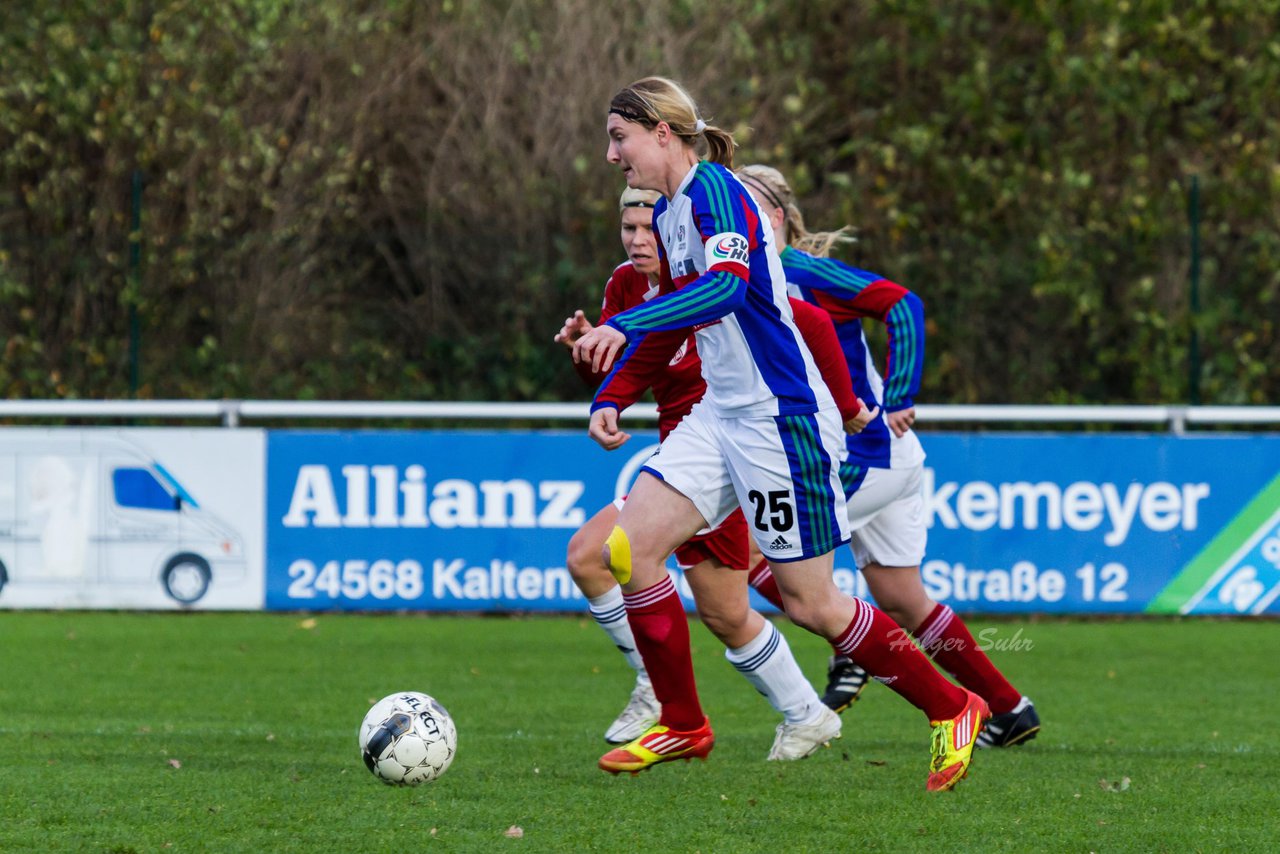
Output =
[
  {"x1": 725, "y1": 620, "x2": 823, "y2": 724},
  {"x1": 587, "y1": 586, "x2": 647, "y2": 679}
]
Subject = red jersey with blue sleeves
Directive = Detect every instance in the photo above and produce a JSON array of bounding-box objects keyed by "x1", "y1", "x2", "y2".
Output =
[
  {"x1": 595, "y1": 162, "x2": 836, "y2": 419},
  {"x1": 781, "y1": 245, "x2": 925, "y2": 470}
]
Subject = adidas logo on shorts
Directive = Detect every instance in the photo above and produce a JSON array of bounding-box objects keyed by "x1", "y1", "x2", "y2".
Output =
[{"x1": 769, "y1": 535, "x2": 792, "y2": 551}]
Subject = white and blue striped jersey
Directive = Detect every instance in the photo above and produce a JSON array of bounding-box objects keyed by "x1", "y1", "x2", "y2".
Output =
[{"x1": 595, "y1": 161, "x2": 835, "y2": 419}]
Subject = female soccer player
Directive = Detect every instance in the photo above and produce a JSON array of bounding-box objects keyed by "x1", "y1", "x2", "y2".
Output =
[
  {"x1": 573, "y1": 77, "x2": 988, "y2": 790},
  {"x1": 554, "y1": 187, "x2": 848, "y2": 761},
  {"x1": 736, "y1": 163, "x2": 1040, "y2": 748}
]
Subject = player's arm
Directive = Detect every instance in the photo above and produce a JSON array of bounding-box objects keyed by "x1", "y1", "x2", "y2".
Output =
[
  {"x1": 604, "y1": 266, "x2": 744, "y2": 338},
  {"x1": 856, "y1": 280, "x2": 924, "y2": 416},
  {"x1": 591, "y1": 327, "x2": 688, "y2": 415},
  {"x1": 789, "y1": 253, "x2": 925, "y2": 415},
  {"x1": 790, "y1": 298, "x2": 878, "y2": 434},
  {"x1": 586, "y1": 327, "x2": 688, "y2": 450}
]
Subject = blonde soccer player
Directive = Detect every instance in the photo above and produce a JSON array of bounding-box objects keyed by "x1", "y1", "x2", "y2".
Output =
[
  {"x1": 557, "y1": 186, "x2": 880, "y2": 761},
  {"x1": 573, "y1": 77, "x2": 988, "y2": 790}
]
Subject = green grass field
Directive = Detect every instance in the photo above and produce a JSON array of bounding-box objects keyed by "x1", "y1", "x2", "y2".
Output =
[{"x1": 1, "y1": 612, "x2": 1275, "y2": 852}]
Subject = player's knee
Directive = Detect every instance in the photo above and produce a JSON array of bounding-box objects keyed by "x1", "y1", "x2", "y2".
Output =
[
  {"x1": 565, "y1": 528, "x2": 602, "y2": 582},
  {"x1": 603, "y1": 525, "x2": 632, "y2": 585}
]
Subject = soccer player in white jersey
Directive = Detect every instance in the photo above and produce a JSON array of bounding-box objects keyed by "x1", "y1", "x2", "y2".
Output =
[
  {"x1": 573, "y1": 76, "x2": 988, "y2": 790},
  {"x1": 554, "y1": 187, "x2": 847, "y2": 761},
  {"x1": 737, "y1": 164, "x2": 1041, "y2": 748}
]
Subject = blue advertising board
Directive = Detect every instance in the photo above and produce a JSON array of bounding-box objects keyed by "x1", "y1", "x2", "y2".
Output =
[{"x1": 264, "y1": 430, "x2": 1280, "y2": 615}]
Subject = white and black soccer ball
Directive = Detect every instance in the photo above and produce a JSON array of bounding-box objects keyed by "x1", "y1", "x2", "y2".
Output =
[{"x1": 358, "y1": 691, "x2": 458, "y2": 785}]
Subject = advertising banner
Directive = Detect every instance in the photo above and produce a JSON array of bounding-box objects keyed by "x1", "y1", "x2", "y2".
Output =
[{"x1": 5, "y1": 427, "x2": 1278, "y2": 615}]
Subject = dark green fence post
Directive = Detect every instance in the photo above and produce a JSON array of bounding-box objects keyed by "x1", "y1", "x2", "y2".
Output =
[
  {"x1": 1188, "y1": 174, "x2": 1201, "y2": 406},
  {"x1": 129, "y1": 169, "x2": 142, "y2": 396}
]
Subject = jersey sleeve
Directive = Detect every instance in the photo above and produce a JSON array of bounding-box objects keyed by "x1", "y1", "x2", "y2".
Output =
[
  {"x1": 789, "y1": 298, "x2": 860, "y2": 422},
  {"x1": 589, "y1": 328, "x2": 689, "y2": 414},
  {"x1": 787, "y1": 250, "x2": 925, "y2": 411}
]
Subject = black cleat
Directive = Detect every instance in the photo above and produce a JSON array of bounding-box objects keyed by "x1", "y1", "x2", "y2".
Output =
[
  {"x1": 975, "y1": 696, "x2": 1040, "y2": 748},
  {"x1": 821, "y1": 655, "x2": 869, "y2": 713}
]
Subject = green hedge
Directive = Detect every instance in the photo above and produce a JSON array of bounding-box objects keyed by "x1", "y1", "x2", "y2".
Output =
[{"x1": 3, "y1": 0, "x2": 1277, "y2": 404}]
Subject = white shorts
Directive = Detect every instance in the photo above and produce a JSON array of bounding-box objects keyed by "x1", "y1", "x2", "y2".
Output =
[
  {"x1": 841, "y1": 462, "x2": 927, "y2": 568},
  {"x1": 642, "y1": 401, "x2": 850, "y2": 562}
]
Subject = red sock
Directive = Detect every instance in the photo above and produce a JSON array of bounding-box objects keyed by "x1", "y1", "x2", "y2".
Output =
[
  {"x1": 623, "y1": 575, "x2": 704, "y2": 730},
  {"x1": 913, "y1": 604, "x2": 1022, "y2": 714},
  {"x1": 747, "y1": 560, "x2": 785, "y2": 610},
  {"x1": 833, "y1": 598, "x2": 968, "y2": 721}
]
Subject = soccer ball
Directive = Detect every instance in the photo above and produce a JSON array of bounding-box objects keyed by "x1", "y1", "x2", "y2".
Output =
[{"x1": 358, "y1": 691, "x2": 458, "y2": 785}]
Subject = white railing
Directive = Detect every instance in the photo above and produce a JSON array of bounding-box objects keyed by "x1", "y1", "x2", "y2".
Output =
[{"x1": 2, "y1": 400, "x2": 1279, "y2": 432}]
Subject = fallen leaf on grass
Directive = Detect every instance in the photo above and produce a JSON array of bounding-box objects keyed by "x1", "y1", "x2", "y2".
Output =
[{"x1": 1098, "y1": 776, "x2": 1130, "y2": 792}]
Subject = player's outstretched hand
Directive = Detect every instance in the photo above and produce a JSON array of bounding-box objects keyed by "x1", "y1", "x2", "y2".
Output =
[
  {"x1": 843, "y1": 401, "x2": 880, "y2": 435},
  {"x1": 553, "y1": 310, "x2": 593, "y2": 349},
  {"x1": 573, "y1": 324, "x2": 626, "y2": 374},
  {"x1": 588, "y1": 407, "x2": 630, "y2": 451},
  {"x1": 886, "y1": 406, "x2": 915, "y2": 438}
]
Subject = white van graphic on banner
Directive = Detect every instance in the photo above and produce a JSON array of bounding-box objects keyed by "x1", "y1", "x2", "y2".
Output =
[{"x1": 0, "y1": 429, "x2": 265, "y2": 609}]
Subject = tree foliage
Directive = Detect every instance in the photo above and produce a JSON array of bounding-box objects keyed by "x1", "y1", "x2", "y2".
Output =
[{"x1": 2, "y1": 0, "x2": 1277, "y2": 404}]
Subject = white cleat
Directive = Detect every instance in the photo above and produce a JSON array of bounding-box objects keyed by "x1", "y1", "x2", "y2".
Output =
[
  {"x1": 767, "y1": 705, "x2": 842, "y2": 761},
  {"x1": 604, "y1": 677, "x2": 660, "y2": 745}
]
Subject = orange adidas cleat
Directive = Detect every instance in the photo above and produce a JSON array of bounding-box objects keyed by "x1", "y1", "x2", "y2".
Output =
[{"x1": 598, "y1": 718, "x2": 715, "y2": 775}]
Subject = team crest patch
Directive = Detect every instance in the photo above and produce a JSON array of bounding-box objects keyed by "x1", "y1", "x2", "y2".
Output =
[
  {"x1": 706, "y1": 232, "x2": 749, "y2": 266},
  {"x1": 668, "y1": 339, "x2": 690, "y2": 366}
]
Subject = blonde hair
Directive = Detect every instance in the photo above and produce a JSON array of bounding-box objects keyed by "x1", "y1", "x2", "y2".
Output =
[
  {"x1": 736, "y1": 164, "x2": 854, "y2": 258},
  {"x1": 609, "y1": 76, "x2": 736, "y2": 168},
  {"x1": 618, "y1": 187, "x2": 661, "y2": 211}
]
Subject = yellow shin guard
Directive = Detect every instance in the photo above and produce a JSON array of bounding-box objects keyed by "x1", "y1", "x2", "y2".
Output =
[{"x1": 604, "y1": 525, "x2": 633, "y2": 586}]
